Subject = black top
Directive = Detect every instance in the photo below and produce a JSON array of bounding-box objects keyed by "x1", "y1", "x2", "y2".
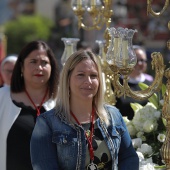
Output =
[
  {"x1": 115, "y1": 78, "x2": 152, "y2": 120},
  {"x1": 7, "y1": 101, "x2": 46, "y2": 170},
  {"x1": 82, "y1": 122, "x2": 112, "y2": 170}
]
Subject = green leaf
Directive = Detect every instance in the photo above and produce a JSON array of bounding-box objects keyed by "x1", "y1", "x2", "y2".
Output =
[
  {"x1": 138, "y1": 82, "x2": 158, "y2": 108},
  {"x1": 154, "y1": 165, "x2": 166, "y2": 169},
  {"x1": 162, "y1": 118, "x2": 167, "y2": 127},
  {"x1": 148, "y1": 93, "x2": 158, "y2": 108},
  {"x1": 138, "y1": 82, "x2": 149, "y2": 90},
  {"x1": 130, "y1": 103, "x2": 143, "y2": 112}
]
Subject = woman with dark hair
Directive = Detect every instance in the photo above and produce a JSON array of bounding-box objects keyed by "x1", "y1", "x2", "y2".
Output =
[
  {"x1": 0, "y1": 40, "x2": 59, "y2": 170},
  {"x1": 30, "y1": 50, "x2": 139, "y2": 170}
]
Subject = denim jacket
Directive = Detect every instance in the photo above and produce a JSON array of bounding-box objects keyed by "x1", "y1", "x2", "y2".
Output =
[{"x1": 30, "y1": 105, "x2": 139, "y2": 170}]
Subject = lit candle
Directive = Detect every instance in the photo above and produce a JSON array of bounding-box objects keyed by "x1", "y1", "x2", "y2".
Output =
[
  {"x1": 67, "y1": 44, "x2": 74, "y2": 57},
  {"x1": 91, "y1": 0, "x2": 96, "y2": 6},
  {"x1": 113, "y1": 37, "x2": 120, "y2": 64},
  {"x1": 62, "y1": 44, "x2": 74, "y2": 65},
  {"x1": 102, "y1": 72, "x2": 106, "y2": 93},
  {"x1": 77, "y1": 0, "x2": 82, "y2": 6},
  {"x1": 122, "y1": 40, "x2": 128, "y2": 66},
  {"x1": 101, "y1": 47, "x2": 106, "y2": 62}
]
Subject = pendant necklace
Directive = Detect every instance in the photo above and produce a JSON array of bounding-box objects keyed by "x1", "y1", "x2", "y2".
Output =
[
  {"x1": 25, "y1": 88, "x2": 48, "y2": 116},
  {"x1": 71, "y1": 108, "x2": 98, "y2": 170}
]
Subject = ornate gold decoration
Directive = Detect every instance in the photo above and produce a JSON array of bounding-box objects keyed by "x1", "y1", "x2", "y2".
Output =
[
  {"x1": 71, "y1": 0, "x2": 113, "y2": 52},
  {"x1": 106, "y1": 27, "x2": 165, "y2": 100},
  {"x1": 109, "y1": 52, "x2": 165, "y2": 99},
  {"x1": 71, "y1": 0, "x2": 113, "y2": 30},
  {"x1": 147, "y1": 0, "x2": 169, "y2": 17},
  {"x1": 161, "y1": 68, "x2": 170, "y2": 170}
]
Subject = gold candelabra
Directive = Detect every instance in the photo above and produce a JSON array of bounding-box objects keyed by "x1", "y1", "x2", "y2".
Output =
[
  {"x1": 71, "y1": 0, "x2": 113, "y2": 30},
  {"x1": 71, "y1": 1, "x2": 169, "y2": 168},
  {"x1": 106, "y1": 27, "x2": 165, "y2": 100},
  {"x1": 71, "y1": 0, "x2": 113, "y2": 51}
]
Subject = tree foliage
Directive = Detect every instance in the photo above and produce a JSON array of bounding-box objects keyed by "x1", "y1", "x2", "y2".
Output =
[{"x1": 4, "y1": 15, "x2": 54, "y2": 54}]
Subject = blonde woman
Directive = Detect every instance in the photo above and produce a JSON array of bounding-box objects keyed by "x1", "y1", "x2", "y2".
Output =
[{"x1": 30, "y1": 50, "x2": 139, "y2": 170}]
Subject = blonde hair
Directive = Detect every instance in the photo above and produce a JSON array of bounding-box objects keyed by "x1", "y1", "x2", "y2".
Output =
[{"x1": 56, "y1": 50, "x2": 109, "y2": 125}]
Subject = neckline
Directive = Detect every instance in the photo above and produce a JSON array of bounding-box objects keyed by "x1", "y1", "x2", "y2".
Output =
[
  {"x1": 71, "y1": 108, "x2": 95, "y2": 162},
  {"x1": 25, "y1": 88, "x2": 48, "y2": 116},
  {"x1": 12, "y1": 100, "x2": 45, "y2": 110}
]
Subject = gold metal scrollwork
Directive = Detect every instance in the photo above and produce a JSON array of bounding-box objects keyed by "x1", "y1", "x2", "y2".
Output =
[
  {"x1": 72, "y1": 0, "x2": 113, "y2": 31},
  {"x1": 147, "y1": 0, "x2": 169, "y2": 17},
  {"x1": 109, "y1": 52, "x2": 165, "y2": 100},
  {"x1": 161, "y1": 68, "x2": 170, "y2": 170}
]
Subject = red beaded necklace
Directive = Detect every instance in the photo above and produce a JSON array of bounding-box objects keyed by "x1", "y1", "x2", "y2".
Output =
[
  {"x1": 25, "y1": 88, "x2": 48, "y2": 116},
  {"x1": 71, "y1": 108, "x2": 97, "y2": 169}
]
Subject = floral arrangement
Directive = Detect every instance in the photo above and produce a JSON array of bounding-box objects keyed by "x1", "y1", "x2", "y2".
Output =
[{"x1": 124, "y1": 83, "x2": 166, "y2": 170}]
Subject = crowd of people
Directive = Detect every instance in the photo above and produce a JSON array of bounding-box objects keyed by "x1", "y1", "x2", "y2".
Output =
[{"x1": 0, "y1": 39, "x2": 156, "y2": 169}]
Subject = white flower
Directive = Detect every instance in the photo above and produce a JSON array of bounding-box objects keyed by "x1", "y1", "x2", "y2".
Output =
[
  {"x1": 144, "y1": 157, "x2": 153, "y2": 164},
  {"x1": 139, "y1": 163, "x2": 155, "y2": 170},
  {"x1": 126, "y1": 85, "x2": 167, "y2": 167},
  {"x1": 132, "y1": 102, "x2": 158, "y2": 133},
  {"x1": 136, "y1": 132, "x2": 144, "y2": 137},
  {"x1": 123, "y1": 117, "x2": 130, "y2": 124},
  {"x1": 157, "y1": 133, "x2": 166, "y2": 143},
  {"x1": 154, "y1": 111, "x2": 161, "y2": 119},
  {"x1": 132, "y1": 138, "x2": 142, "y2": 148},
  {"x1": 143, "y1": 120, "x2": 157, "y2": 133},
  {"x1": 126, "y1": 123, "x2": 137, "y2": 136},
  {"x1": 139, "y1": 157, "x2": 155, "y2": 170},
  {"x1": 137, "y1": 131, "x2": 147, "y2": 142},
  {"x1": 137, "y1": 143, "x2": 153, "y2": 156},
  {"x1": 136, "y1": 151, "x2": 144, "y2": 162}
]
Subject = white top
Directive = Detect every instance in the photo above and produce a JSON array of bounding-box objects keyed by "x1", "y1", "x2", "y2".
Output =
[{"x1": 0, "y1": 86, "x2": 56, "y2": 170}]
